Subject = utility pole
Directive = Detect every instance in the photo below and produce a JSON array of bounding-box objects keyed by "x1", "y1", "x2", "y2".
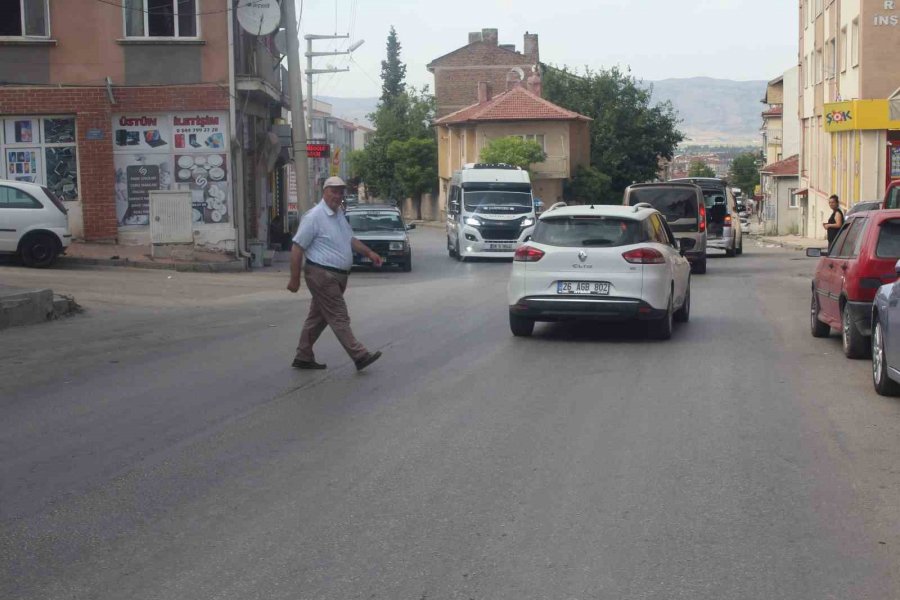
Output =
[
  {"x1": 304, "y1": 34, "x2": 364, "y2": 199},
  {"x1": 282, "y1": 0, "x2": 312, "y2": 214}
]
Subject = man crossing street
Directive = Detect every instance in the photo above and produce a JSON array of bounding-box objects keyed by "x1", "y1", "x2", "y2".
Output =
[{"x1": 286, "y1": 177, "x2": 383, "y2": 371}]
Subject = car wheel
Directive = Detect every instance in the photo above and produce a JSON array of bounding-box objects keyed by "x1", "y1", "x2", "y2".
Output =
[
  {"x1": 736, "y1": 236, "x2": 743, "y2": 255},
  {"x1": 448, "y1": 239, "x2": 457, "y2": 258},
  {"x1": 649, "y1": 293, "x2": 674, "y2": 340},
  {"x1": 842, "y1": 302, "x2": 869, "y2": 359},
  {"x1": 674, "y1": 282, "x2": 690, "y2": 323},
  {"x1": 692, "y1": 258, "x2": 707, "y2": 274},
  {"x1": 725, "y1": 245, "x2": 736, "y2": 257},
  {"x1": 873, "y1": 320, "x2": 900, "y2": 396},
  {"x1": 20, "y1": 233, "x2": 59, "y2": 268},
  {"x1": 509, "y1": 313, "x2": 535, "y2": 337},
  {"x1": 810, "y1": 291, "x2": 830, "y2": 338},
  {"x1": 402, "y1": 256, "x2": 412, "y2": 272},
  {"x1": 456, "y1": 238, "x2": 467, "y2": 262}
]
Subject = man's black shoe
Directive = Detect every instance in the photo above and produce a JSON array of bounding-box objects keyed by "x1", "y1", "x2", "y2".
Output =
[
  {"x1": 292, "y1": 359, "x2": 327, "y2": 370},
  {"x1": 355, "y1": 351, "x2": 382, "y2": 372}
]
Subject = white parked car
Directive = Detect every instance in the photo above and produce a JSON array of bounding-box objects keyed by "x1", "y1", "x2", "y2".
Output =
[
  {"x1": 507, "y1": 203, "x2": 693, "y2": 339},
  {"x1": 0, "y1": 179, "x2": 71, "y2": 268}
]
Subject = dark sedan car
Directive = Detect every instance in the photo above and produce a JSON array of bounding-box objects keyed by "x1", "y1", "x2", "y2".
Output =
[{"x1": 346, "y1": 205, "x2": 415, "y2": 271}]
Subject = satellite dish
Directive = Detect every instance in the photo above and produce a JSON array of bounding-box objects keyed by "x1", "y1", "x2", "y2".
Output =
[
  {"x1": 236, "y1": 0, "x2": 282, "y2": 36},
  {"x1": 274, "y1": 29, "x2": 287, "y2": 55}
]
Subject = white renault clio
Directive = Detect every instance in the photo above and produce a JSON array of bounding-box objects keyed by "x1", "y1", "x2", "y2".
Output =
[{"x1": 507, "y1": 203, "x2": 693, "y2": 339}]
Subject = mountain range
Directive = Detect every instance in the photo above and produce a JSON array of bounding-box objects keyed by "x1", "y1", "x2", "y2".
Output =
[{"x1": 319, "y1": 77, "x2": 768, "y2": 147}]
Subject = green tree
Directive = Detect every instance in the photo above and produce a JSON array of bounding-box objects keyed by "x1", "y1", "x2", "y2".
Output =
[
  {"x1": 542, "y1": 65, "x2": 684, "y2": 195},
  {"x1": 380, "y1": 26, "x2": 406, "y2": 104},
  {"x1": 479, "y1": 136, "x2": 546, "y2": 171},
  {"x1": 387, "y1": 137, "x2": 438, "y2": 219},
  {"x1": 565, "y1": 165, "x2": 613, "y2": 204},
  {"x1": 729, "y1": 152, "x2": 761, "y2": 196},
  {"x1": 688, "y1": 160, "x2": 716, "y2": 178}
]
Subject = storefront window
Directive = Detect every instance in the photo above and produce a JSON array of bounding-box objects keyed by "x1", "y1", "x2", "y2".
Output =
[
  {"x1": 1, "y1": 116, "x2": 79, "y2": 200},
  {"x1": 112, "y1": 112, "x2": 230, "y2": 227}
]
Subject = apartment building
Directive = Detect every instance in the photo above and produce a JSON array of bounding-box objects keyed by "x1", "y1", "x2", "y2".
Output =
[
  {"x1": 0, "y1": 0, "x2": 291, "y2": 254},
  {"x1": 799, "y1": 0, "x2": 900, "y2": 240},
  {"x1": 427, "y1": 28, "x2": 540, "y2": 119}
]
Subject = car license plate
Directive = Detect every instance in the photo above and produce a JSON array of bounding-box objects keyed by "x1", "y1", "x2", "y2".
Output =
[
  {"x1": 488, "y1": 242, "x2": 515, "y2": 250},
  {"x1": 557, "y1": 281, "x2": 610, "y2": 295}
]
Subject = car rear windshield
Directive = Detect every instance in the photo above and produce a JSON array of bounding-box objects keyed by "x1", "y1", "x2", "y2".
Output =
[
  {"x1": 347, "y1": 211, "x2": 404, "y2": 232},
  {"x1": 628, "y1": 188, "x2": 698, "y2": 221},
  {"x1": 532, "y1": 216, "x2": 645, "y2": 247},
  {"x1": 876, "y1": 219, "x2": 900, "y2": 257},
  {"x1": 701, "y1": 189, "x2": 728, "y2": 208}
]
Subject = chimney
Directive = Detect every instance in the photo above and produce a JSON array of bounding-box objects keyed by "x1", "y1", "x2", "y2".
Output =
[
  {"x1": 499, "y1": 44, "x2": 516, "y2": 52},
  {"x1": 482, "y1": 28, "x2": 498, "y2": 46},
  {"x1": 524, "y1": 32, "x2": 540, "y2": 65},
  {"x1": 468, "y1": 31, "x2": 483, "y2": 44},
  {"x1": 506, "y1": 68, "x2": 523, "y2": 91},
  {"x1": 477, "y1": 81, "x2": 492, "y2": 104},
  {"x1": 526, "y1": 66, "x2": 542, "y2": 97}
]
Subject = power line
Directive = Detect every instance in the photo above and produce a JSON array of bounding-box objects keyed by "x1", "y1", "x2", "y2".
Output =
[{"x1": 93, "y1": 0, "x2": 230, "y2": 16}]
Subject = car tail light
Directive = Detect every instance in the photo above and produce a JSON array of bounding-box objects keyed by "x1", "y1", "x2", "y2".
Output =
[
  {"x1": 514, "y1": 245, "x2": 544, "y2": 262},
  {"x1": 622, "y1": 247, "x2": 665, "y2": 264},
  {"x1": 699, "y1": 203, "x2": 706, "y2": 232},
  {"x1": 724, "y1": 214, "x2": 732, "y2": 226}
]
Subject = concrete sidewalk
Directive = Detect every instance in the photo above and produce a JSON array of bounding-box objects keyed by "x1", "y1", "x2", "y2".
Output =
[
  {"x1": 742, "y1": 220, "x2": 828, "y2": 251},
  {"x1": 60, "y1": 241, "x2": 247, "y2": 272}
]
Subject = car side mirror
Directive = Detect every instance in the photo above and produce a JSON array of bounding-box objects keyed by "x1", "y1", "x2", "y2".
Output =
[
  {"x1": 895, "y1": 258, "x2": 900, "y2": 276},
  {"x1": 406, "y1": 223, "x2": 416, "y2": 230},
  {"x1": 806, "y1": 248, "x2": 828, "y2": 258}
]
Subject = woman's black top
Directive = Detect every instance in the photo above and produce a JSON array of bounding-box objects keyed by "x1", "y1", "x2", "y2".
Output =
[{"x1": 827, "y1": 208, "x2": 844, "y2": 246}]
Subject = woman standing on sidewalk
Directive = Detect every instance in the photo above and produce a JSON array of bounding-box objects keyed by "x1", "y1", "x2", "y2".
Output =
[{"x1": 823, "y1": 195, "x2": 844, "y2": 248}]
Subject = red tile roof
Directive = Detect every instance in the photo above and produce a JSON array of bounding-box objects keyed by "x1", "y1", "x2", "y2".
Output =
[
  {"x1": 433, "y1": 85, "x2": 591, "y2": 125},
  {"x1": 760, "y1": 154, "x2": 799, "y2": 177},
  {"x1": 762, "y1": 105, "x2": 783, "y2": 118}
]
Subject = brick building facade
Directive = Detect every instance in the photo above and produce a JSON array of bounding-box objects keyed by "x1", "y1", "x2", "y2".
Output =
[
  {"x1": 0, "y1": 0, "x2": 289, "y2": 253},
  {"x1": 428, "y1": 28, "x2": 540, "y2": 119}
]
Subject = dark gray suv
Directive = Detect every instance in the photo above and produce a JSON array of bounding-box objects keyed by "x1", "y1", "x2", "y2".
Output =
[
  {"x1": 345, "y1": 205, "x2": 415, "y2": 271},
  {"x1": 623, "y1": 182, "x2": 709, "y2": 274}
]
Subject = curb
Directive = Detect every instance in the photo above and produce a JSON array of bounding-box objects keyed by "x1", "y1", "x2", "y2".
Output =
[
  {"x1": 755, "y1": 235, "x2": 826, "y2": 251},
  {"x1": 58, "y1": 255, "x2": 248, "y2": 273},
  {"x1": 0, "y1": 288, "x2": 81, "y2": 330},
  {"x1": 410, "y1": 220, "x2": 444, "y2": 230}
]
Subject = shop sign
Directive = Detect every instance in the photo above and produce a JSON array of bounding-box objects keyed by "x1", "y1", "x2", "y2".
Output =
[
  {"x1": 307, "y1": 142, "x2": 330, "y2": 158},
  {"x1": 112, "y1": 112, "x2": 230, "y2": 227},
  {"x1": 823, "y1": 100, "x2": 900, "y2": 132},
  {"x1": 874, "y1": 1, "x2": 898, "y2": 26}
]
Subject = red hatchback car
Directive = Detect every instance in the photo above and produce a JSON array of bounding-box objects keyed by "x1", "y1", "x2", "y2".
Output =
[{"x1": 808, "y1": 209, "x2": 900, "y2": 358}]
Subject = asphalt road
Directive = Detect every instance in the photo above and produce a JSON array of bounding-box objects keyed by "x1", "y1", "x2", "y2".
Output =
[{"x1": 2, "y1": 227, "x2": 900, "y2": 599}]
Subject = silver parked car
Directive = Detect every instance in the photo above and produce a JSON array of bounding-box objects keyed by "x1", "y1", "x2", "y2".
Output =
[{"x1": 871, "y1": 258, "x2": 900, "y2": 395}]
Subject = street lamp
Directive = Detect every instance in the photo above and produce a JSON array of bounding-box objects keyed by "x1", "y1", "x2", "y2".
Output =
[{"x1": 348, "y1": 39, "x2": 365, "y2": 53}]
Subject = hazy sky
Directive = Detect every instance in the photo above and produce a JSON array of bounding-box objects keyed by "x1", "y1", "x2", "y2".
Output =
[{"x1": 295, "y1": 0, "x2": 798, "y2": 98}]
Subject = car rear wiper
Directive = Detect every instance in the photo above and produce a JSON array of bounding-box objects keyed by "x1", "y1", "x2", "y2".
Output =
[{"x1": 581, "y1": 239, "x2": 614, "y2": 246}]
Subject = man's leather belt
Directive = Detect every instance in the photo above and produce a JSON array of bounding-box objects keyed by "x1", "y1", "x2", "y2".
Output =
[{"x1": 306, "y1": 260, "x2": 351, "y2": 275}]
